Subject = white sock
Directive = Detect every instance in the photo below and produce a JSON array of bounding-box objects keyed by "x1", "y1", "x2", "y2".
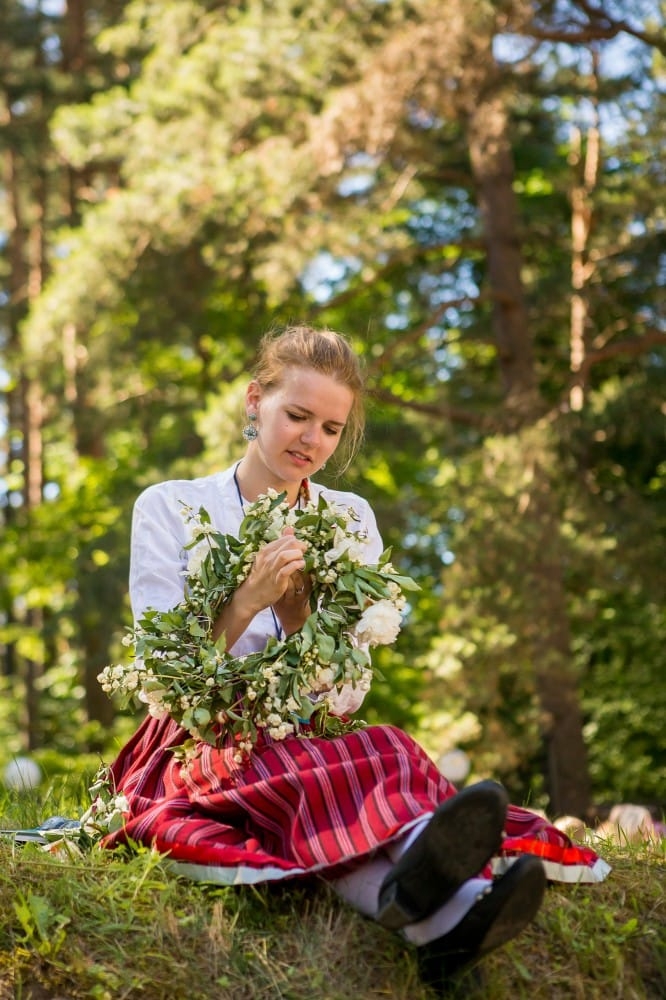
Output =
[
  {"x1": 330, "y1": 816, "x2": 432, "y2": 915},
  {"x1": 330, "y1": 852, "x2": 490, "y2": 946},
  {"x1": 330, "y1": 854, "x2": 394, "y2": 917},
  {"x1": 401, "y1": 878, "x2": 490, "y2": 945}
]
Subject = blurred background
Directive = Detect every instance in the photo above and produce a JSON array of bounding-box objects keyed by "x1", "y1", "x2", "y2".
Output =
[{"x1": 1, "y1": 0, "x2": 664, "y2": 823}]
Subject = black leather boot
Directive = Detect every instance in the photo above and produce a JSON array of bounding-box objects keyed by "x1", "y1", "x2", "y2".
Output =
[
  {"x1": 416, "y1": 855, "x2": 547, "y2": 995},
  {"x1": 377, "y1": 780, "x2": 509, "y2": 930}
]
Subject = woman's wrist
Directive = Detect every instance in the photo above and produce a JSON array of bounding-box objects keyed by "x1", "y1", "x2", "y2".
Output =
[
  {"x1": 213, "y1": 589, "x2": 259, "y2": 644},
  {"x1": 230, "y1": 580, "x2": 264, "y2": 621}
]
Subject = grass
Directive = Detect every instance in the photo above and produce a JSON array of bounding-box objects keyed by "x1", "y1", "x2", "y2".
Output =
[{"x1": 0, "y1": 780, "x2": 664, "y2": 1000}]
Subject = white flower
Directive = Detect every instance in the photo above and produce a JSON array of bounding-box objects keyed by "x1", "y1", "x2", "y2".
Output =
[
  {"x1": 266, "y1": 506, "x2": 288, "y2": 538},
  {"x1": 324, "y1": 525, "x2": 369, "y2": 565},
  {"x1": 123, "y1": 670, "x2": 140, "y2": 691},
  {"x1": 112, "y1": 793, "x2": 130, "y2": 814},
  {"x1": 312, "y1": 666, "x2": 334, "y2": 691},
  {"x1": 284, "y1": 507, "x2": 299, "y2": 528},
  {"x1": 352, "y1": 599, "x2": 403, "y2": 646},
  {"x1": 386, "y1": 580, "x2": 406, "y2": 608},
  {"x1": 138, "y1": 685, "x2": 168, "y2": 719},
  {"x1": 268, "y1": 721, "x2": 295, "y2": 740},
  {"x1": 187, "y1": 544, "x2": 207, "y2": 575},
  {"x1": 359, "y1": 666, "x2": 373, "y2": 690}
]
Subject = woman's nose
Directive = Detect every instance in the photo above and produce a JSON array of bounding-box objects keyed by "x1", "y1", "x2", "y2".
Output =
[{"x1": 300, "y1": 423, "x2": 320, "y2": 446}]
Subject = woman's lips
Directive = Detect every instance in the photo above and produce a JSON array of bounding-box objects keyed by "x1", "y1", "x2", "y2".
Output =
[{"x1": 288, "y1": 450, "x2": 312, "y2": 466}]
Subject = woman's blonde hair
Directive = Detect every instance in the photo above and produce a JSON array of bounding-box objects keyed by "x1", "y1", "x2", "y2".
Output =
[{"x1": 253, "y1": 325, "x2": 365, "y2": 471}]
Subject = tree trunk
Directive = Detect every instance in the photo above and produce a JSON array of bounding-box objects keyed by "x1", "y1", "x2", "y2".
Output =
[
  {"x1": 569, "y1": 85, "x2": 600, "y2": 412},
  {"x1": 4, "y1": 111, "x2": 45, "y2": 749},
  {"x1": 83, "y1": 632, "x2": 116, "y2": 735},
  {"x1": 466, "y1": 90, "x2": 537, "y2": 416},
  {"x1": 465, "y1": 78, "x2": 591, "y2": 816}
]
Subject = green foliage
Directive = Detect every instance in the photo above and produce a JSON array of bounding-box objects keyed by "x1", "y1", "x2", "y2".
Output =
[{"x1": 573, "y1": 559, "x2": 666, "y2": 805}]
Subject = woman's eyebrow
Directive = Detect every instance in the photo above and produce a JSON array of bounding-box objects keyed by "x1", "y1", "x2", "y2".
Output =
[{"x1": 289, "y1": 404, "x2": 346, "y2": 426}]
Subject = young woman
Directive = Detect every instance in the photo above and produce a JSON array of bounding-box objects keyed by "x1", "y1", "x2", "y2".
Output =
[{"x1": 104, "y1": 325, "x2": 609, "y2": 989}]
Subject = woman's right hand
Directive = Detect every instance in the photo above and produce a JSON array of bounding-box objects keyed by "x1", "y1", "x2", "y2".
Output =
[{"x1": 236, "y1": 527, "x2": 308, "y2": 615}]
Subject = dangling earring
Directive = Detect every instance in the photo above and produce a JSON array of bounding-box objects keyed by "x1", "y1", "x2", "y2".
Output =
[
  {"x1": 242, "y1": 413, "x2": 258, "y2": 441},
  {"x1": 320, "y1": 462, "x2": 327, "y2": 470}
]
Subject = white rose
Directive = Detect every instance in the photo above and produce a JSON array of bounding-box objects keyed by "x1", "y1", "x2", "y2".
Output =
[{"x1": 353, "y1": 600, "x2": 403, "y2": 647}]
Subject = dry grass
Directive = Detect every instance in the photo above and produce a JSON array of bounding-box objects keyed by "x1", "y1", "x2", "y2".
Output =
[
  {"x1": 0, "y1": 838, "x2": 662, "y2": 999},
  {"x1": 0, "y1": 791, "x2": 664, "y2": 1000}
]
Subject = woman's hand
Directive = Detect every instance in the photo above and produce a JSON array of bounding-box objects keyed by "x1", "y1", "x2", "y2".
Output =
[
  {"x1": 211, "y1": 527, "x2": 310, "y2": 645},
  {"x1": 272, "y1": 564, "x2": 312, "y2": 635},
  {"x1": 212, "y1": 528, "x2": 311, "y2": 644},
  {"x1": 236, "y1": 527, "x2": 309, "y2": 618}
]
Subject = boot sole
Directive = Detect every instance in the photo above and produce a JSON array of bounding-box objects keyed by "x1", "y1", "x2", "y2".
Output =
[
  {"x1": 417, "y1": 855, "x2": 547, "y2": 987},
  {"x1": 377, "y1": 780, "x2": 509, "y2": 929},
  {"x1": 475, "y1": 856, "x2": 546, "y2": 956}
]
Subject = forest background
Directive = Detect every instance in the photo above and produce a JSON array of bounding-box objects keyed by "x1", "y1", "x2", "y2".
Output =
[{"x1": 0, "y1": 0, "x2": 664, "y2": 823}]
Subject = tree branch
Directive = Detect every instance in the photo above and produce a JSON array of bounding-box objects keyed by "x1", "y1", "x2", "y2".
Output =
[
  {"x1": 526, "y1": 1, "x2": 666, "y2": 53},
  {"x1": 368, "y1": 385, "x2": 487, "y2": 429},
  {"x1": 579, "y1": 328, "x2": 666, "y2": 376}
]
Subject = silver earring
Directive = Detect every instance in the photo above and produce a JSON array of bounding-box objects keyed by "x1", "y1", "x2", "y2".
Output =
[
  {"x1": 242, "y1": 413, "x2": 258, "y2": 441},
  {"x1": 320, "y1": 462, "x2": 327, "y2": 470}
]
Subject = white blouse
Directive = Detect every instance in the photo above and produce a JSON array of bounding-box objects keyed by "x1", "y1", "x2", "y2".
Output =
[{"x1": 128, "y1": 465, "x2": 384, "y2": 716}]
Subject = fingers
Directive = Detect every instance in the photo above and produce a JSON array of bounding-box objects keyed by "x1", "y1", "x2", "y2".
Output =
[
  {"x1": 271, "y1": 536, "x2": 307, "y2": 579},
  {"x1": 249, "y1": 532, "x2": 307, "y2": 605},
  {"x1": 272, "y1": 569, "x2": 312, "y2": 635},
  {"x1": 290, "y1": 566, "x2": 313, "y2": 598},
  {"x1": 274, "y1": 556, "x2": 306, "y2": 592}
]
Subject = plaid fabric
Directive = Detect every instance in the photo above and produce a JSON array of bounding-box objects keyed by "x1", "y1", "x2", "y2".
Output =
[{"x1": 103, "y1": 716, "x2": 609, "y2": 885}]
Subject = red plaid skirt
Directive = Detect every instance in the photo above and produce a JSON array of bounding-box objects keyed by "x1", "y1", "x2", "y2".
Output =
[{"x1": 103, "y1": 716, "x2": 609, "y2": 886}]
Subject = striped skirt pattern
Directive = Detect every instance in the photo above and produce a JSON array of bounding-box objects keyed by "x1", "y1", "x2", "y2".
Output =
[{"x1": 103, "y1": 715, "x2": 609, "y2": 886}]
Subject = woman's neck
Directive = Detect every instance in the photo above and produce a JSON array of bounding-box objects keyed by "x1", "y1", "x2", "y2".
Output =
[{"x1": 234, "y1": 457, "x2": 304, "y2": 507}]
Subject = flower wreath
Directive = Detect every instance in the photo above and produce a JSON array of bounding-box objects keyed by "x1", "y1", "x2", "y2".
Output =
[{"x1": 99, "y1": 489, "x2": 418, "y2": 760}]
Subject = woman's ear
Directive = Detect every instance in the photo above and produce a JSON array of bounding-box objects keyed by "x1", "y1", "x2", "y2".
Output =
[{"x1": 245, "y1": 380, "x2": 262, "y2": 411}]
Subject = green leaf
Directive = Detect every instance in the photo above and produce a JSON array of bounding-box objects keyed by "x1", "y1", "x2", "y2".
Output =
[{"x1": 317, "y1": 633, "x2": 336, "y2": 663}]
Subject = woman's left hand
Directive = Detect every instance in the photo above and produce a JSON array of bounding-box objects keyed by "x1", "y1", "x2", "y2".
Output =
[{"x1": 273, "y1": 569, "x2": 312, "y2": 635}]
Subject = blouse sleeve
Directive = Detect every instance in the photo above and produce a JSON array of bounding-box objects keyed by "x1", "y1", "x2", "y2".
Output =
[
  {"x1": 129, "y1": 484, "x2": 188, "y2": 622},
  {"x1": 359, "y1": 497, "x2": 384, "y2": 564}
]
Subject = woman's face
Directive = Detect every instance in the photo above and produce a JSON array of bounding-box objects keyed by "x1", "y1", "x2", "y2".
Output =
[{"x1": 247, "y1": 366, "x2": 353, "y2": 482}]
